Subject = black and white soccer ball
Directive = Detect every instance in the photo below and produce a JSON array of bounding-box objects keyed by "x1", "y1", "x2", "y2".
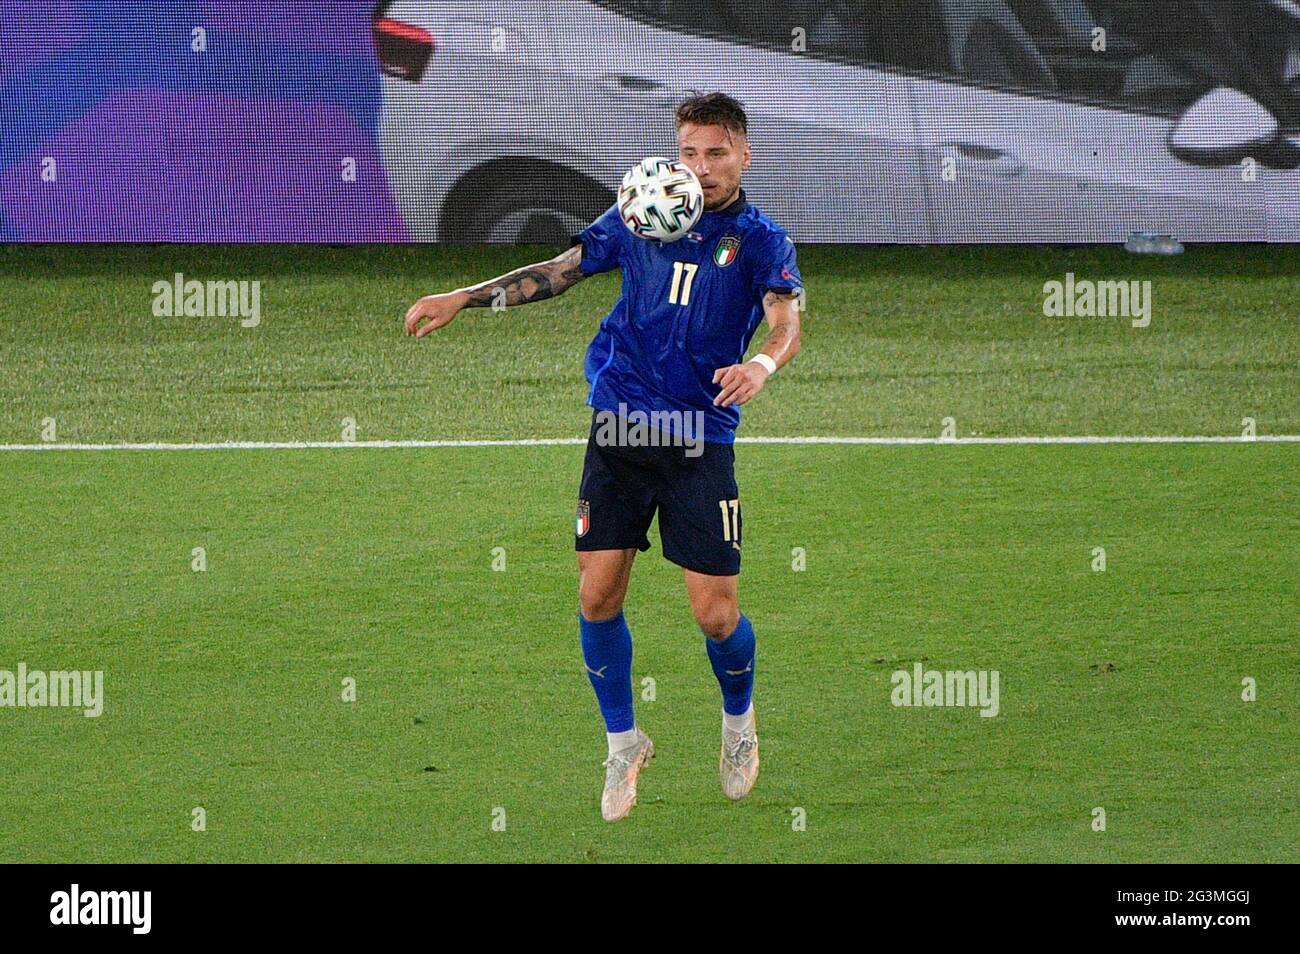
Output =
[{"x1": 618, "y1": 157, "x2": 703, "y2": 243}]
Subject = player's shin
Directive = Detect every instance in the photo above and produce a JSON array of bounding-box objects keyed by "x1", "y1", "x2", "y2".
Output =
[
  {"x1": 579, "y1": 610, "x2": 637, "y2": 753},
  {"x1": 704, "y1": 613, "x2": 756, "y2": 729}
]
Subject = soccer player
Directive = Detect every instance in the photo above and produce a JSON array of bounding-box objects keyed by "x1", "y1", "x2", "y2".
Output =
[{"x1": 404, "y1": 92, "x2": 802, "y2": 822}]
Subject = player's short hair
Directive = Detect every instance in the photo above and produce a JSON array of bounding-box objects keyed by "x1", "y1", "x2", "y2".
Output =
[{"x1": 675, "y1": 92, "x2": 748, "y2": 139}]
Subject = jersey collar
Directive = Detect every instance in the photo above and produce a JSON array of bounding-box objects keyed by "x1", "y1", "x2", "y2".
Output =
[{"x1": 701, "y1": 187, "x2": 748, "y2": 221}]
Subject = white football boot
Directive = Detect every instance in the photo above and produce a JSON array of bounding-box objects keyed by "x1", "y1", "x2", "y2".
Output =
[
  {"x1": 601, "y1": 728, "x2": 654, "y2": 822},
  {"x1": 720, "y1": 711, "x2": 759, "y2": 801}
]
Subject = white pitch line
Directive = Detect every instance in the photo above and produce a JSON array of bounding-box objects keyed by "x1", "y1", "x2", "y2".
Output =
[
  {"x1": 0, "y1": 435, "x2": 1296, "y2": 452},
  {"x1": 739, "y1": 435, "x2": 1300, "y2": 445}
]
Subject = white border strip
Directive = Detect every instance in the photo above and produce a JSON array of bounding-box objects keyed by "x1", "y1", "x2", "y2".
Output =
[{"x1": 0, "y1": 436, "x2": 1296, "y2": 452}]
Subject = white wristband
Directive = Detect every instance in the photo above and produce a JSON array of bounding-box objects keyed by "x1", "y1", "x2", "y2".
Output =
[{"x1": 748, "y1": 354, "x2": 777, "y2": 375}]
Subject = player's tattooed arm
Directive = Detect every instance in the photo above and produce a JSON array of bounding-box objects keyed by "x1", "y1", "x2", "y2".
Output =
[
  {"x1": 405, "y1": 244, "x2": 589, "y2": 337},
  {"x1": 711, "y1": 288, "x2": 802, "y2": 407},
  {"x1": 755, "y1": 288, "x2": 803, "y2": 369},
  {"x1": 458, "y1": 244, "x2": 588, "y2": 308}
]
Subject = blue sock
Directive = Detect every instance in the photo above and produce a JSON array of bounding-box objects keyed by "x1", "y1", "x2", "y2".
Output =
[
  {"x1": 704, "y1": 613, "x2": 756, "y2": 716},
  {"x1": 579, "y1": 610, "x2": 635, "y2": 733}
]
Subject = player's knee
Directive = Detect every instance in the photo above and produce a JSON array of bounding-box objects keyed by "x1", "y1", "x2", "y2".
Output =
[
  {"x1": 579, "y1": 583, "x2": 625, "y2": 623},
  {"x1": 695, "y1": 602, "x2": 740, "y2": 641}
]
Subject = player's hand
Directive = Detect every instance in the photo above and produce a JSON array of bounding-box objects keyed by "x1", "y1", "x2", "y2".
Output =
[
  {"x1": 404, "y1": 291, "x2": 467, "y2": 338},
  {"x1": 712, "y1": 361, "x2": 769, "y2": 407}
]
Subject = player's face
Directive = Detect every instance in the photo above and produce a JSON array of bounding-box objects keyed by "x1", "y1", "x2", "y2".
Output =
[{"x1": 678, "y1": 123, "x2": 751, "y2": 211}]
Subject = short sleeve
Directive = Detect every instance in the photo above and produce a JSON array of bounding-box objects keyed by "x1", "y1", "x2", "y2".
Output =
[
  {"x1": 750, "y1": 227, "x2": 802, "y2": 299},
  {"x1": 570, "y1": 204, "x2": 627, "y2": 276}
]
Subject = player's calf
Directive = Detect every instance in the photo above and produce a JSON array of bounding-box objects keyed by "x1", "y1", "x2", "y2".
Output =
[{"x1": 702, "y1": 612, "x2": 759, "y2": 799}]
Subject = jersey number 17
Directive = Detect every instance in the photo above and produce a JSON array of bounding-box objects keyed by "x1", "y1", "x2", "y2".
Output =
[{"x1": 668, "y1": 262, "x2": 698, "y2": 306}]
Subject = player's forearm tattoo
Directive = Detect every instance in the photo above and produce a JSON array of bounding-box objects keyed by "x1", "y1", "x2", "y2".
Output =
[
  {"x1": 459, "y1": 245, "x2": 587, "y2": 308},
  {"x1": 757, "y1": 323, "x2": 799, "y2": 363},
  {"x1": 759, "y1": 290, "x2": 802, "y2": 365}
]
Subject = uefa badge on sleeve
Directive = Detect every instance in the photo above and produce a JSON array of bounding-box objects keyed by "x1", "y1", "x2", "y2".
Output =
[{"x1": 576, "y1": 499, "x2": 591, "y2": 537}]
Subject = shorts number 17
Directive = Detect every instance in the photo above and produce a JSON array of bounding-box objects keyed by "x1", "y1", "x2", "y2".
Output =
[{"x1": 718, "y1": 498, "x2": 740, "y2": 541}]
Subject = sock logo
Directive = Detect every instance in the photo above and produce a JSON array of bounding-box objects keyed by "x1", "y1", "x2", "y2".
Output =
[
  {"x1": 725, "y1": 657, "x2": 754, "y2": 677},
  {"x1": 585, "y1": 664, "x2": 607, "y2": 679}
]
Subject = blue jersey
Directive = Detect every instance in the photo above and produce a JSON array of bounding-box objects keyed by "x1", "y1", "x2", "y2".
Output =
[{"x1": 572, "y1": 188, "x2": 802, "y2": 444}]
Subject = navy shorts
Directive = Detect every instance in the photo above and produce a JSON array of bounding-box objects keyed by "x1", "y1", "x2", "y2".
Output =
[{"x1": 575, "y1": 410, "x2": 742, "y2": 576}]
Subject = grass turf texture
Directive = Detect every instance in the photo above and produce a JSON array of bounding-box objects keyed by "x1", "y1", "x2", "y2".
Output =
[
  {"x1": 0, "y1": 244, "x2": 1296, "y2": 862},
  {"x1": 1, "y1": 243, "x2": 1298, "y2": 441}
]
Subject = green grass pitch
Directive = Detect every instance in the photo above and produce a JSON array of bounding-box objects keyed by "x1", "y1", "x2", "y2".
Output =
[{"x1": 0, "y1": 244, "x2": 1296, "y2": 862}]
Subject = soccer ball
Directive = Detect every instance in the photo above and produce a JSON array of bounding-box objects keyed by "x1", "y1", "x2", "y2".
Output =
[{"x1": 618, "y1": 157, "x2": 703, "y2": 242}]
